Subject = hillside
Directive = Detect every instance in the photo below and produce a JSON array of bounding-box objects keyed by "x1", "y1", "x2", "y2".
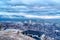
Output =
[{"x1": 0, "y1": 29, "x2": 35, "y2": 40}]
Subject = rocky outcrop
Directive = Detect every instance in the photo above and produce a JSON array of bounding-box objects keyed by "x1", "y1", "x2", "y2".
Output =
[
  {"x1": 40, "y1": 34, "x2": 54, "y2": 40},
  {"x1": 0, "y1": 29, "x2": 35, "y2": 40}
]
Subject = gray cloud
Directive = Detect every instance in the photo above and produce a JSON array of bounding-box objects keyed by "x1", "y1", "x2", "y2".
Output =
[{"x1": 0, "y1": 0, "x2": 60, "y2": 20}]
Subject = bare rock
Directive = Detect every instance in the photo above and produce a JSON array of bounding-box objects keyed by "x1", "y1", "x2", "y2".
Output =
[{"x1": 0, "y1": 29, "x2": 35, "y2": 40}]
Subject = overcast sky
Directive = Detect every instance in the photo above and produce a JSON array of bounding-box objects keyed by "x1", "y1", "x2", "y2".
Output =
[
  {"x1": 0, "y1": 0, "x2": 60, "y2": 5},
  {"x1": 0, "y1": 0, "x2": 60, "y2": 19}
]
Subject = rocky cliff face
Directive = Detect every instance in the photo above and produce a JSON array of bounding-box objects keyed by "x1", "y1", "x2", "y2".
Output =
[{"x1": 0, "y1": 29, "x2": 35, "y2": 40}]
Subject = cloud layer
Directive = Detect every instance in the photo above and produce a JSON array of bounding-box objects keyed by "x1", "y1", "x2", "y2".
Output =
[
  {"x1": 0, "y1": 12, "x2": 60, "y2": 19},
  {"x1": 0, "y1": 0, "x2": 60, "y2": 20}
]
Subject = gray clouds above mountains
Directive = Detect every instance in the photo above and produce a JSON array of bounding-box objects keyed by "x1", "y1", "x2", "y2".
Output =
[{"x1": 0, "y1": 0, "x2": 60, "y2": 19}]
